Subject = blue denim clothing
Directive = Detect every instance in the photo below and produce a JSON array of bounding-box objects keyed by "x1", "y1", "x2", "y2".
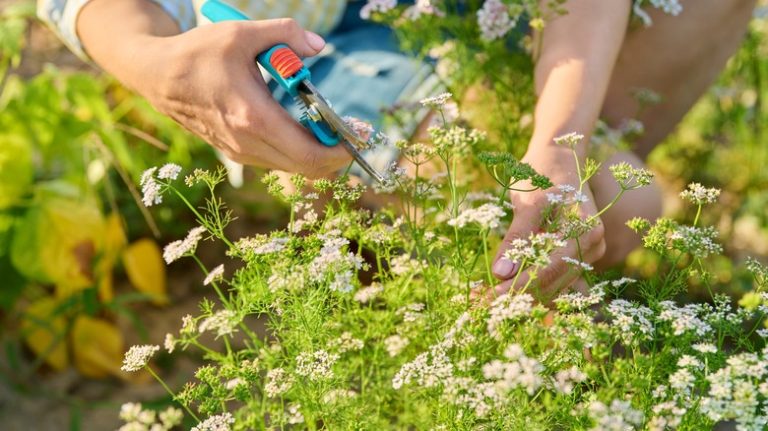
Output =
[{"x1": 270, "y1": 2, "x2": 443, "y2": 181}]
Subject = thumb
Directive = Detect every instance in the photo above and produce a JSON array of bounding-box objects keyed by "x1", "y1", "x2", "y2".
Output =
[
  {"x1": 243, "y1": 18, "x2": 325, "y2": 58},
  {"x1": 491, "y1": 212, "x2": 540, "y2": 280}
]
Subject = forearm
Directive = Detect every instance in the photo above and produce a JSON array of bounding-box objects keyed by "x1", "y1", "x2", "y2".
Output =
[
  {"x1": 77, "y1": 0, "x2": 181, "y2": 93},
  {"x1": 530, "y1": 0, "x2": 631, "y2": 160}
]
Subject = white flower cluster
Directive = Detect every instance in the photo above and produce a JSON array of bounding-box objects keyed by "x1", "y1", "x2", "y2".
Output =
[
  {"x1": 487, "y1": 293, "x2": 534, "y2": 340},
  {"x1": 191, "y1": 412, "x2": 235, "y2": 431},
  {"x1": 553, "y1": 132, "x2": 585, "y2": 147},
  {"x1": 680, "y1": 182, "x2": 720, "y2": 205},
  {"x1": 561, "y1": 256, "x2": 594, "y2": 271},
  {"x1": 477, "y1": 0, "x2": 515, "y2": 41},
  {"x1": 331, "y1": 332, "x2": 364, "y2": 353},
  {"x1": 606, "y1": 300, "x2": 655, "y2": 344},
  {"x1": 296, "y1": 349, "x2": 340, "y2": 381},
  {"x1": 118, "y1": 403, "x2": 183, "y2": 431},
  {"x1": 403, "y1": 0, "x2": 445, "y2": 20},
  {"x1": 390, "y1": 254, "x2": 426, "y2": 276},
  {"x1": 253, "y1": 236, "x2": 289, "y2": 255},
  {"x1": 264, "y1": 367, "x2": 294, "y2": 398},
  {"x1": 139, "y1": 164, "x2": 181, "y2": 207},
  {"x1": 121, "y1": 344, "x2": 159, "y2": 372},
  {"x1": 397, "y1": 302, "x2": 426, "y2": 323},
  {"x1": 420, "y1": 92, "x2": 453, "y2": 108},
  {"x1": 385, "y1": 335, "x2": 410, "y2": 357},
  {"x1": 307, "y1": 234, "x2": 363, "y2": 293},
  {"x1": 552, "y1": 366, "x2": 587, "y2": 395},
  {"x1": 447, "y1": 203, "x2": 506, "y2": 230},
  {"x1": 354, "y1": 283, "x2": 383, "y2": 304},
  {"x1": 203, "y1": 264, "x2": 225, "y2": 286},
  {"x1": 199, "y1": 309, "x2": 239, "y2": 338},
  {"x1": 546, "y1": 184, "x2": 590, "y2": 205},
  {"x1": 658, "y1": 301, "x2": 713, "y2": 337},
  {"x1": 286, "y1": 403, "x2": 304, "y2": 425},
  {"x1": 360, "y1": 0, "x2": 396, "y2": 19},
  {"x1": 482, "y1": 344, "x2": 544, "y2": 396},
  {"x1": 701, "y1": 348, "x2": 768, "y2": 430},
  {"x1": 393, "y1": 342, "x2": 454, "y2": 389},
  {"x1": 554, "y1": 284, "x2": 606, "y2": 312},
  {"x1": 163, "y1": 226, "x2": 207, "y2": 264},
  {"x1": 501, "y1": 232, "x2": 567, "y2": 269},
  {"x1": 441, "y1": 376, "x2": 501, "y2": 418},
  {"x1": 669, "y1": 225, "x2": 723, "y2": 258},
  {"x1": 587, "y1": 399, "x2": 644, "y2": 431},
  {"x1": 647, "y1": 401, "x2": 686, "y2": 431}
]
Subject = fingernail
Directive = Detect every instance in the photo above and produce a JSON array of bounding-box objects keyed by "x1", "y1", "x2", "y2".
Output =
[
  {"x1": 492, "y1": 259, "x2": 517, "y2": 279},
  {"x1": 304, "y1": 30, "x2": 325, "y2": 51}
]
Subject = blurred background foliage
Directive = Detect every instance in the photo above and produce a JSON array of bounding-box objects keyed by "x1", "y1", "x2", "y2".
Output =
[{"x1": 0, "y1": 0, "x2": 215, "y2": 383}]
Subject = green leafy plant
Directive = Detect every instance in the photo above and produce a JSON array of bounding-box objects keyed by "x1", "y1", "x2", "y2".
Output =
[{"x1": 118, "y1": 97, "x2": 766, "y2": 430}]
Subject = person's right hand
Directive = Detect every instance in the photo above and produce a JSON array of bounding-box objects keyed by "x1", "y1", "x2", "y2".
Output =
[{"x1": 129, "y1": 19, "x2": 352, "y2": 177}]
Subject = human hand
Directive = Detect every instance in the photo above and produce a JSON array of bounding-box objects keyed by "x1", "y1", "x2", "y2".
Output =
[
  {"x1": 490, "y1": 147, "x2": 606, "y2": 300},
  {"x1": 128, "y1": 19, "x2": 351, "y2": 177}
]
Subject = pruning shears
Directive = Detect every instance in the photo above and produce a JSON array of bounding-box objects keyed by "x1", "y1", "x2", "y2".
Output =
[{"x1": 201, "y1": 0, "x2": 386, "y2": 184}]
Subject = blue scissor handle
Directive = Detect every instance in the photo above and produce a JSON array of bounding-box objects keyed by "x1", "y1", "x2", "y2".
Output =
[{"x1": 201, "y1": 0, "x2": 340, "y2": 146}]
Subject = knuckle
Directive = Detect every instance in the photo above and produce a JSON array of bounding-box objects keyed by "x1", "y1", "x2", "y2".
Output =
[
  {"x1": 593, "y1": 239, "x2": 607, "y2": 261},
  {"x1": 300, "y1": 151, "x2": 324, "y2": 178},
  {"x1": 220, "y1": 23, "x2": 245, "y2": 51},
  {"x1": 275, "y1": 17, "x2": 302, "y2": 37},
  {"x1": 585, "y1": 222, "x2": 605, "y2": 248}
]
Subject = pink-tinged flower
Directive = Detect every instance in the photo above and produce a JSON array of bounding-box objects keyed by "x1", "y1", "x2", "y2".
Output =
[
  {"x1": 360, "y1": 0, "x2": 397, "y2": 19},
  {"x1": 477, "y1": 0, "x2": 515, "y2": 41}
]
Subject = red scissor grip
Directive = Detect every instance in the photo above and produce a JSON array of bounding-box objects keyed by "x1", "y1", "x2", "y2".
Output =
[{"x1": 270, "y1": 47, "x2": 304, "y2": 78}]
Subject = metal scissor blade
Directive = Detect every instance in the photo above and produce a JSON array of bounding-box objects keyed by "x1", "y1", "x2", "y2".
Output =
[{"x1": 297, "y1": 82, "x2": 387, "y2": 184}]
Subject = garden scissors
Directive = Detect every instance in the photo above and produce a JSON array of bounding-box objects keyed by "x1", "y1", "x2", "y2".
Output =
[{"x1": 201, "y1": 0, "x2": 386, "y2": 184}]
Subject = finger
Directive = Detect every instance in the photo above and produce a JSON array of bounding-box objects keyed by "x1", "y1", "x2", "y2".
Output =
[
  {"x1": 258, "y1": 104, "x2": 352, "y2": 177},
  {"x1": 491, "y1": 208, "x2": 541, "y2": 280},
  {"x1": 492, "y1": 235, "x2": 604, "y2": 300},
  {"x1": 227, "y1": 76, "x2": 351, "y2": 176},
  {"x1": 236, "y1": 18, "x2": 326, "y2": 58}
]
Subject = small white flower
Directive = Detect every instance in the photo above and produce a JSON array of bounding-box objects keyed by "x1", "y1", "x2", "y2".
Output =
[
  {"x1": 692, "y1": 343, "x2": 718, "y2": 354},
  {"x1": 477, "y1": 0, "x2": 515, "y2": 41},
  {"x1": 121, "y1": 345, "x2": 159, "y2": 372},
  {"x1": 553, "y1": 132, "x2": 584, "y2": 148},
  {"x1": 420, "y1": 92, "x2": 453, "y2": 108},
  {"x1": 360, "y1": 0, "x2": 396, "y2": 19},
  {"x1": 199, "y1": 310, "x2": 239, "y2": 338},
  {"x1": 680, "y1": 182, "x2": 720, "y2": 205},
  {"x1": 265, "y1": 368, "x2": 294, "y2": 398},
  {"x1": 163, "y1": 226, "x2": 207, "y2": 264},
  {"x1": 296, "y1": 350, "x2": 339, "y2": 381},
  {"x1": 385, "y1": 335, "x2": 409, "y2": 357},
  {"x1": 157, "y1": 163, "x2": 182, "y2": 180},
  {"x1": 191, "y1": 412, "x2": 234, "y2": 431},
  {"x1": 163, "y1": 333, "x2": 175, "y2": 354},
  {"x1": 354, "y1": 283, "x2": 383, "y2": 304},
  {"x1": 562, "y1": 256, "x2": 594, "y2": 271},
  {"x1": 203, "y1": 264, "x2": 225, "y2": 286},
  {"x1": 447, "y1": 203, "x2": 506, "y2": 230}
]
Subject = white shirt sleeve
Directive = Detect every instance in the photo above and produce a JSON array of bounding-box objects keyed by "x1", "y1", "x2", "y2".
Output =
[{"x1": 36, "y1": 0, "x2": 198, "y2": 60}]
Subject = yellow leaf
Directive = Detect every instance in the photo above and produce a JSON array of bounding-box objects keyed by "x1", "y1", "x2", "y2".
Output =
[
  {"x1": 21, "y1": 297, "x2": 69, "y2": 371},
  {"x1": 70, "y1": 316, "x2": 124, "y2": 378},
  {"x1": 11, "y1": 182, "x2": 105, "y2": 296},
  {"x1": 122, "y1": 238, "x2": 168, "y2": 306},
  {"x1": 95, "y1": 213, "x2": 127, "y2": 303}
]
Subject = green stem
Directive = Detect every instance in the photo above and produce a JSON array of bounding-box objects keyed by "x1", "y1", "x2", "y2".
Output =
[
  {"x1": 146, "y1": 365, "x2": 200, "y2": 422},
  {"x1": 589, "y1": 188, "x2": 626, "y2": 222},
  {"x1": 693, "y1": 204, "x2": 702, "y2": 227}
]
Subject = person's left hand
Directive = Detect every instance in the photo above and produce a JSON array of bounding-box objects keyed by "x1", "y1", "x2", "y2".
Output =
[{"x1": 489, "y1": 147, "x2": 606, "y2": 300}]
